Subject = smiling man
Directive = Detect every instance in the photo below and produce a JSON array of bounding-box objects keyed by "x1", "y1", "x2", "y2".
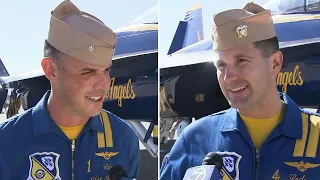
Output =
[
  {"x1": 160, "y1": 2, "x2": 320, "y2": 180},
  {"x1": 0, "y1": 1, "x2": 139, "y2": 179}
]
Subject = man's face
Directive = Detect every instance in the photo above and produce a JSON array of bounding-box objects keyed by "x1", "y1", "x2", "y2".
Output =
[
  {"x1": 214, "y1": 43, "x2": 276, "y2": 110},
  {"x1": 54, "y1": 57, "x2": 111, "y2": 117}
]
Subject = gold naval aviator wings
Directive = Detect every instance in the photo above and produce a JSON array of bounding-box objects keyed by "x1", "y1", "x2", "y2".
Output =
[{"x1": 95, "y1": 151, "x2": 119, "y2": 160}]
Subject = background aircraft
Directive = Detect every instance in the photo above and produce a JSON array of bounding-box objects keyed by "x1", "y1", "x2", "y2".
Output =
[
  {"x1": 159, "y1": 0, "x2": 320, "y2": 161},
  {"x1": 0, "y1": 4, "x2": 158, "y2": 180}
]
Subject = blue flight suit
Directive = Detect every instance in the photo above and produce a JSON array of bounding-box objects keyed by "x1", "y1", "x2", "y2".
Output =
[
  {"x1": 160, "y1": 93, "x2": 320, "y2": 180},
  {"x1": 0, "y1": 91, "x2": 140, "y2": 180}
]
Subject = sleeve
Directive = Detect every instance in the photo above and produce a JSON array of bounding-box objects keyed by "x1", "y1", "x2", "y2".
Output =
[
  {"x1": 0, "y1": 152, "x2": 4, "y2": 180},
  {"x1": 160, "y1": 132, "x2": 192, "y2": 180},
  {"x1": 0, "y1": 129, "x2": 4, "y2": 180},
  {"x1": 127, "y1": 134, "x2": 140, "y2": 179}
]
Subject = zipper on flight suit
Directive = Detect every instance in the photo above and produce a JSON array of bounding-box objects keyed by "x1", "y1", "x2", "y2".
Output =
[
  {"x1": 254, "y1": 148, "x2": 260, "y2": 180},
  {"x1": 71, "y1": 139, "x2": 76, "y2": 180}
]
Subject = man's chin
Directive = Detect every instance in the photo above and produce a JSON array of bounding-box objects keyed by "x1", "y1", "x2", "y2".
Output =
[
  {"x1": 87, "y1": 107, "x2": 103, "y2": 117},
  {"x1": 228, "y1": 99, "x2": 250, "y2": 110}
]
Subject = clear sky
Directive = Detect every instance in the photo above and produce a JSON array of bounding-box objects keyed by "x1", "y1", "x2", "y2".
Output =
[
  {"x1": 0, "y1": 0, "x2": 157, "y2": 75},
  {"x1": 159, "y1": 0, "x2": 268, "y2": 56}
]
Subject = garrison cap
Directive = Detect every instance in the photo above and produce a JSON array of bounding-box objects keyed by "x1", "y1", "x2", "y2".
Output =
[
  {"x1": 212, "y1": 2, "x2": 276, "y2": 50},
  {"x1": 47, "y1": 0, "x2": 117, "y2": 67}
]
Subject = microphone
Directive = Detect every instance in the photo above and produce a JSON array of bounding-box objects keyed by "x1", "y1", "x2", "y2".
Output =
[
  {"x1": 202, "y1": 152, "x2": 223, "y2": 171},
  {"x1": 182, "y1": 152, "x2": 224, "y2": 180},
  {"x1": 109, "y1": 165, "x2": 137, "y2": 180}
]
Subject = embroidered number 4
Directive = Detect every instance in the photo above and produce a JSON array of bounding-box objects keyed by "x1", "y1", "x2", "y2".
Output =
[{"x1": 272, "y1": 169, "x2": 280, "y2": 180}]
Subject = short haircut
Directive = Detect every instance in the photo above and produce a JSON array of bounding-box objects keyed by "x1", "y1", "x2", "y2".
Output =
[
  {"x1": 253, "y1": 36, "x2": 280, "y2": 58},
  {"x1": 43, "y1": 39, "x2": 68, "y2": 68}
]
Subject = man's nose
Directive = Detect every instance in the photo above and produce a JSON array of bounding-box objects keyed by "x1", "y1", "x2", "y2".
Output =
[
  {"x1": 224, "y1": 66, "x2": 238, "y2": 83},
  {"x1": 95, "y1": 71, "x2": 111, "y2": 90}
]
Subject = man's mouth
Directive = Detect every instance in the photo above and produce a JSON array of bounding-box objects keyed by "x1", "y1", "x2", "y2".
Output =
[
  {"x1": 229, "y1": 85, "x2": 248, "y2": 92},
  {"x1": 86, "y1": 96, "x2": 103, "y2": 102}
]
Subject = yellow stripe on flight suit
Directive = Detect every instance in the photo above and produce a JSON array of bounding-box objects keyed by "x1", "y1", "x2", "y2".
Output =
[
  {"x1": 101, "y1": 111, "x2": 114, "y2": 147},
  {"x1": 293, "y1": 113, "x2": 309, "y2": 157},
  {"x1": 306, "y1": 115, "x2": 320, "y2": 158},
  {"x1": 97, "y1": 111, "x2": 114, "y2": 148},
  {"x1": 153, "y1": 125, "x2": 158, "y2": 138},
  {"x1": 97, "y1": 114, "x2": 106, "y2": 148}
]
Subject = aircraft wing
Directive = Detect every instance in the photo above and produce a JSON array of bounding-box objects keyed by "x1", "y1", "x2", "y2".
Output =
[
  {"x1": 159, "y1": 50, "x2": 215, "y2": 69},
  {"x1": 1, "y1": 68, "x2": 44, "y2": 84},
  {"x1": 279, "y1": 37, "x2": 320, "y2": 48}
]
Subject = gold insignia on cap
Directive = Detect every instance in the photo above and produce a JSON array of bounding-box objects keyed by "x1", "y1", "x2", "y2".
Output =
[
  {"x1": 47, "y1": 1, "x2": 117, "y2": 68},
  {"x1": 88, "y1": 45, "x2": 94, "y2": 52},
  {"x1": 236, "y1": 25, "x2": 248, "y2": 38}
]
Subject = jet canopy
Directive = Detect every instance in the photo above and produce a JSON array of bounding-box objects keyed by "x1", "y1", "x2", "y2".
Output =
[{"x1": 263, "y1": 0, "x2": 320, "y2": 15}]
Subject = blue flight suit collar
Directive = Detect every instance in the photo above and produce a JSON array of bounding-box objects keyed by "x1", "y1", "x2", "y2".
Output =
[
  {"x1": 32, "y1": 90, "x2": 104, "y2": 137},
  {"x1": 220, "y1": 92, "x2": 302, "y2": 139}
]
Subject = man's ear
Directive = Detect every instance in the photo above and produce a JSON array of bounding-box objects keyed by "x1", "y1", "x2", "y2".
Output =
[
  {"x1": 271, "y1": 50, "x2": 283, "y2": 77},
  {"x1": 41, "y1": 58, "x2": 58, "y2": 81}
]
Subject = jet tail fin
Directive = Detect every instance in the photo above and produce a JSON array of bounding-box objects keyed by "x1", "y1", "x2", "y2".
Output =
[
  {"x1": 0, "y1": 58, "x2": 9, "y2": 77},
  {"x1": 167, "y1": 3, "x2": 204, "y2": 55}
]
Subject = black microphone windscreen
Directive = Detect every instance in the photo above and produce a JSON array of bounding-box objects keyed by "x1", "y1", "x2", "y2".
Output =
[
  {"x1": 202, "y1": 152, "x2": 223, "y2": 171},
  {"x1": 109, "y1": 165, "x2": 128, "y2": 180}
]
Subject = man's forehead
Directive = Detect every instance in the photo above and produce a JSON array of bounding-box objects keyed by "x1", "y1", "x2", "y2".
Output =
[
  {"x1": 214, "y1": 43, "x2": 254, "y2": 58},
  {"x1": 65, "y1": 56, "x2": 111, "y2": 70}
]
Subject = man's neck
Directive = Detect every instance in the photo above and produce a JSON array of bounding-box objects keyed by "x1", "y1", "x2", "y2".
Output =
[
  {"x1": 47, "y1": 92, "x2": 89, "y2": 127},
  {"x1": 238, "y1": 90, "x2": 283, "y2": 119}
]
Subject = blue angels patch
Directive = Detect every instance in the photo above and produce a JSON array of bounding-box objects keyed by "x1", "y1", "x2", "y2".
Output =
[
  {"x1": 27, "y1": 152, "x2": 61, "y2": 180},
  {"x1": 216, "y1": 151, "x2": 242, "y2": 180}
]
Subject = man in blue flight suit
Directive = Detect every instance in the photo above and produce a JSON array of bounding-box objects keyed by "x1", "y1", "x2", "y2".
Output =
[
  {"x1": 0, "y1": 1, "x2": 140, "y2": 179},
  {"x1": 160, "y1": 2, "x2": 320, "y2": 180}
]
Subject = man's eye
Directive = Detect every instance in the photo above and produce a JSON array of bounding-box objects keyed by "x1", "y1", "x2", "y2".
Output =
[
  {"x1": 238, "y1": 59, "x2": 248, "y2": 63},
  {"x1": 217, "y1": 63, "x2": 226, "y2": 68},
  {"x1": 104, "y1": 68, "x2": 112, "y2": 74},
  {"x1": 81, "y1": 70, "x2": 93, "y2": 74}
]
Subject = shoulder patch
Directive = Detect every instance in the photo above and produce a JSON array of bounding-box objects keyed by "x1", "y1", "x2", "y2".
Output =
[
  {"x1": 27, "y1": 152, "x2": 61, "y2": 180},
  {"x1": 215, "y1": 151, "x2": 242, "y2": 180}
]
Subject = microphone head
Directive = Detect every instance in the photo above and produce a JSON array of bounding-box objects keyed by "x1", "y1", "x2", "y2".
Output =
[
  {"x1": 109, "y1": 165, "x2": 128, "y2": 180},
  {"x1": 202, "y1": 152, "x2": 223, "y2": 171}
]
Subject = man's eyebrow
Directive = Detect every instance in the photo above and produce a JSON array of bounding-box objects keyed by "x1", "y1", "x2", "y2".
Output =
[
  {"x1": 80, "y1": 66, "x2": 112, "y2": 72},
  {"x1": 234, "y1": 54, "x2": 253, "y2": 59},
  {"x1": 215, "y1": 59, "x2": 224, "y2": 64},
  {"x1": 80, "y1": 67, "x2": 97, "y2": 72}
]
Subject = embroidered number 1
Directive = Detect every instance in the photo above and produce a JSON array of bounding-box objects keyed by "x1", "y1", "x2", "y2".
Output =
[
  {"x1": 87, "y1": 160, "x2": 91, "y2": 172},
  {"x1": 272, "y1": 169, "x2": 280, "y2": 180}
]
